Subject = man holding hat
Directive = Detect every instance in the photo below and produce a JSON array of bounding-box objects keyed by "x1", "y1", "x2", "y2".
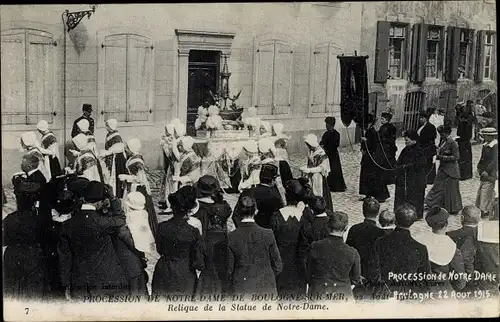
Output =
[
  {"x1": 476, "y1": 127, "x2": 498, "y2": 218},
  {"x1": 71, "y1": 103, "x2": 95, "y2": 138},
  {"x1": 417, "y1": 110, "x2": 437, "y2": 185},
  {"x1": 58, "y1": 181, "x2": 129, "y2": 300}
]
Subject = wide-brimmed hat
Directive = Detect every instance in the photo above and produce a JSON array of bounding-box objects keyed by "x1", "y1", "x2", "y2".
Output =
[
  {"x1": 195, "y1": 175, "x2": 220, "y2": 197},
  {"x1": 425, "y1": 206, "x2": 449, "y2": 228},
  {"x1": 125, "y1": 191, "x2": 146, "y2": 210},
  {"x1": 67, "y1": 176, "x2": 90, "y2": 198},
  {"x1": 480, "y1": 127, "x2": 497, "y2": 136},
  {"x1": 260, "y1": 163, "x2": 278, "y2": 181},
  {"x1": 82, "y1": 181, "x2": 106, "y2": 203}
]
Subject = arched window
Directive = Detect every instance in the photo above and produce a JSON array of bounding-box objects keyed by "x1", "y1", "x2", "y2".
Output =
[
  {"x1": 252, "y1": 38, "x2": 294, "y2": 116},
  {"x1": 1, "y1": 28, "x2": 56, "y2": 125},
  {"x1": 100, "y1": 32, "x2": 154, "y2": 122}
]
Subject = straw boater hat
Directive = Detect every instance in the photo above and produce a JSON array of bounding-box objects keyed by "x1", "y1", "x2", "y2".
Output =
[{"x1": 480, "y1": 127, "x2": 497, "y2": 136}]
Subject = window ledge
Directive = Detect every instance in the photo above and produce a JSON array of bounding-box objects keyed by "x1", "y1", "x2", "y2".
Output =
[
  {"x1": 457, "y1": 78, "x2": 473, "y2": 83},
  {"x1": 307, "y1": 112, "x2": 341, "y2": 119},
  {"x1": 424, "y1": 78, "x2": 443, "y2": 85},
  {"x1": 259, "y1": 114, "x2": 295, "y2": 120}
]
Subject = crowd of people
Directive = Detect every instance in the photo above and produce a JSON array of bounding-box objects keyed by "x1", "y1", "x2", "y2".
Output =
[{"x1": 2, "y1": 103, "x2": 498, "y2": 303}]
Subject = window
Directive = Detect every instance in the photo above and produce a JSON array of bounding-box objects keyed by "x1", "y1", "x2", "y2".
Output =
[
  {"x1": 388, "y1": 24, "x2": 407, "y2": 79},
  {"x1": 101, "y1": 33, "x2": 153, "y2": 122},
  {"x1": 484, "y1": 32, "x2": 494, "y2": 79},
  {"x1": 1, "y1": 28, "x2": 56, "y2": 125},
  {"x1": 253, "y1": 39, "x2": 293, "y2": 115},
  {"x1": 425, "y1": 27, "x2": 442, "y2": 78},
  {"x1": 458, "y1": 29, "x2": 474, "y2": 79},
  {"x1": 309, "y1": 43, "x2": 341, "y2": 114}
]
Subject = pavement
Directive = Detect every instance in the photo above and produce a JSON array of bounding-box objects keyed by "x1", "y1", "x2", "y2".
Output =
[{"x1": 1, "y1": 131, "x2": 489, "y2": 289}]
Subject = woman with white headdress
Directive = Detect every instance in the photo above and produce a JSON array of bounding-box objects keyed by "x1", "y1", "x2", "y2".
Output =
[
  {"x1": 172, "y1": 136, "x2": 201, "y2": 190},
  {"x1": 20, "y1": 132, "x2": 51, "y2": 182},
  {"x1": 300, "y1": 134, "x2": 333, "y2": 211},
  {"x1": 170, "y1": 119, "x2": 187, "y2": 179},
  {"x1": 272, "y1": 123, "x2": 290, "y2": 161},
  {"x1": 159, "y1": 123, "x2": 176, "y2": 211},
  {"x1": 119, "y1": 138, "x2": 158, "y2": 237},
  {"x1": 259, "y1": 121, "x2": 272, "y2": 137},
  {"x1": 238, "y1": 140, "x2": 262, "y2": 191},
  {"x1": 36, "y1": 120, "x2": 62, "y2": 179},
  {"x1": 76, "y1": 118, "x2": 98, "y2": 156},
  {"x1": 71, "y1": 134, "x2": 104, "y2": 182},
  {"x1": 258, "y1": 138, "x2": 293, "y2": 205},
  {"x1": 101, "y1": 119, "x2": 127, "y2": 198}
]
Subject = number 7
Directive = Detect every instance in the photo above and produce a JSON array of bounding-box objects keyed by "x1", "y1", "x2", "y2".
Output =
[{"x1": 25, "y1": 308, "x2": 29, "y2": 314}]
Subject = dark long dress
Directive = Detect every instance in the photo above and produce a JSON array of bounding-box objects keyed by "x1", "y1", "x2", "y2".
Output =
[
  {"x1": 194, "y1": 200, "x2": 232, "y2": 295},
  {"x1": 152, "y1": 217, "x2": 204, "y2": 297},
  {"x1": 104, "y1": 130, "x2": 127, "y2": 198},
  {"x1": 359, "y1": 126, "x2": 390, "y2": 201},
  {"x1": 378, "y1": 123, "x2": 397, "y2": 185},
  {"x1": 320, "y1": 130, "x2": 347, "y2": 192},
  {"x1": 394, "y1": 143, "x2": 428, "y2": 219},
  {"x1": 3, "y1": 209, "x2": 48, "y2": 300},
  {"x1": 457, "y1": 112, "x2": 474, "y2": 180},
  {"x1": 269, "y1": 206, "x2": 307, "y2": 296}
]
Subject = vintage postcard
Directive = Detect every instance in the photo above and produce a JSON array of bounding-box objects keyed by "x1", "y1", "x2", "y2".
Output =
[{"x1": 1, "y1": 2, "x2": 498, "y2": 320}]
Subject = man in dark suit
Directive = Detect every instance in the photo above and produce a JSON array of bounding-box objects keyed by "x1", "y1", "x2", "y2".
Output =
[
  {"x1": 346, "y1": 197, "x2": 384, "y2": 286},
  {"x1": 71, "y1": 104, "x2": 95, "y2": 138},
  {"x1": 12, "y1": 154, "x2": 47, "y2": 212},
  {"x1": 447, "y1": 205, "x2": 481, "y2": 275},
  {"x1": 58, "y1": 181, "x2": 131, "y2": 300},
  {"x1": 374, "y1": 203, "x2": 431, "y2": 295},
  {"x1": 307, "y1": 211, "x2": 362, "y2": 300},
  {"x1": 227, "y1": 195, "x2": 283, "y2": 298},
  {"x1": 246, "y1": 164, "x2": 284, "y2": 229},
  {"x1": 417, "y1": 110, "x2": 437, "y2": 185}
]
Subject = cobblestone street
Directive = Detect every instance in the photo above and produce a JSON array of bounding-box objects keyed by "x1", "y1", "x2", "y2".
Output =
[{"x1": 2, "y1": 134, "x2": 487, "y2": 288}]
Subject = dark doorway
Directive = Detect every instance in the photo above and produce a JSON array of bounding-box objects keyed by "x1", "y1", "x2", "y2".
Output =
[{"x1": 187, "y1": 50, "x2": 220, "y2": 136}]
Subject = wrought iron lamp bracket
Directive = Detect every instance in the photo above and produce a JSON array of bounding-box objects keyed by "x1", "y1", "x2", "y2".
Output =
[{"x1": 65, "y1": 6, "x2": 96, "y2": 32}]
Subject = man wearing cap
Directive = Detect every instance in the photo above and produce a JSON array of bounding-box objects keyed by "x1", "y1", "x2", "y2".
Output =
[
  {"x1": 475, "y1": 127, "x2": 498, "y2": 218},
  {"x1": 246, "y1": 163, "x2": 284, "y2": 229},
  {"x1": 71, "y1": 104, "x2": 95, "y2": 138},
  {"x1": 58, "y1": 181, "x2": 130, "y2": 300},
  {"x1": 447, "y1": 205, "x2": 481, "y2": 275},
  {"x1": 417, "y1": 110, "x2": 437, "y2": 185},
  {"x1": 37, "y1": 120, "x2": 62, "y2": 179}
]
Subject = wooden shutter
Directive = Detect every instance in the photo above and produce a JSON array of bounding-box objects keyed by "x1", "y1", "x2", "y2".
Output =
[
  {"x1": 328, "y1": 44, "x2": 341, "y2": 113},
  {"x1": 374, "y1": 21, "x2": 390, "y2": 83},
  {"x1": 311, "y1": 44, "x2": 329, "y2": 113},
  {"x1": 1, "y1": 31, "x2": 26, "y2": 125},
  {"x1": 474, "y1": 30, "x2": 486, "y2": 83},
  {"x1": 445, "y1": 26, "x2": 460, "y2": 83},
  {"x1": 411, "y1": 23, "x2": 427, "y2": 83},
  {"x1": 403, "y1": 25, "x2": 411, "y2": 78},
  {"x1": 255, "y1": 41, "x2": 274, "y2": 115},
  {"x1": 274, "y1": 42, "x2": 293, "y2": 115},
  {"x1": 437, "y1": 27, "x2": 445, "y2": 77},
  {"x1": 27, "y1": 32, "x2": 55, "y2": 125},
  {"x1": 127, "y1": 35, "x2": 152, "y2": 122},
  {"x1": 492, "y1": 33, "x2": 497, "y2": 81},
  {"x1": 104, "y1": 34, "x2": 127, "y2": 121}
]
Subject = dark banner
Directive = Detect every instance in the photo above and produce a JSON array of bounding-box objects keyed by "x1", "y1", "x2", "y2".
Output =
[{"x1": 337, "y1": 55, "x2": 369, "y2": 128}]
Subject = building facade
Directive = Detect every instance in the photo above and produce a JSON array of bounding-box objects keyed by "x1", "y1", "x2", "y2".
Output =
[
  {"x1": 1, "y1": 3, "x2": 364, "y2": 186},
  {"x1": 360, "y1": 0, "x2": 497, "y2": 131}
]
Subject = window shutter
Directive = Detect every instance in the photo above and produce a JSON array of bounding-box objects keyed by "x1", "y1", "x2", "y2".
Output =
[
  {"x1": 374, "y1": 21, "x2": 390, "y2": 83},
  {"x1": 411, "y1": 23, "x2": 427, "y2": 83},
  {"x1": 474, "y1": 30, "x2": 486, "y2": 83},
  {"x1": 328, "y1": 44, "x2": 341, "y2": 112},
  {"x1": 127, "y1": 35, "x2": 152, "y2": 122},
  {"x1": 311, "y1": 45, "x2": 329, "y2": 113},
  {"x1": 445, "y1": 26, "x2": 460, "y2": 83},
  {"x1": 437, "y1": 27, "x2": 445, "y2": 78},
  {"x1": 255, "y1": 42, "x2": 275, "y2": 115},
  {"x1": 1, "y1": 32, "x2": 26, "y2": 125},
  {"x1": 274, "y1": 42, "x2": 293, "y2": 115},
  {"x1": 103, "y1": 35, "x2": 127, "y2": 121},
  {"x1": 403, "y1": 25, "x2": 411, "y2": 78},
  {"x1": 492, "y1": 33, "x2": 497, "y2": 81}
]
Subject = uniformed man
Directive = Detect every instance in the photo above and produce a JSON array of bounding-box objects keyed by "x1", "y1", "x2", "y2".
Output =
[{"x1": 71, "y1": 104, "x2": 95, "y2": 138}]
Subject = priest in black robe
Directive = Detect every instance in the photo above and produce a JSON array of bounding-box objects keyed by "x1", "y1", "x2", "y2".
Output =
[
  {"x1": 378, "y1": 111, "x2": 397, "y2": 185},
  {"x1": 394, "y1": 130, "x2": 428, "y2": 220},
  {"x1": 320, "y1": 117, "x2": 346, "y2": 192},
  {"x1": 359, "y1": 114, "x2": 389, "y2": 202}
]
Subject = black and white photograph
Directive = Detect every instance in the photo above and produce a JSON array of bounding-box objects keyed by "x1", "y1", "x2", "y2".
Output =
[{"x1": 1, "y1": 2, "x2": 498, "y2": 320}]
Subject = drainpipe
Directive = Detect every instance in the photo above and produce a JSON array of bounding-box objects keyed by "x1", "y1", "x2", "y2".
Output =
[{"x1": 61, "y1": 11, "x2": 67, "y2": 168}]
